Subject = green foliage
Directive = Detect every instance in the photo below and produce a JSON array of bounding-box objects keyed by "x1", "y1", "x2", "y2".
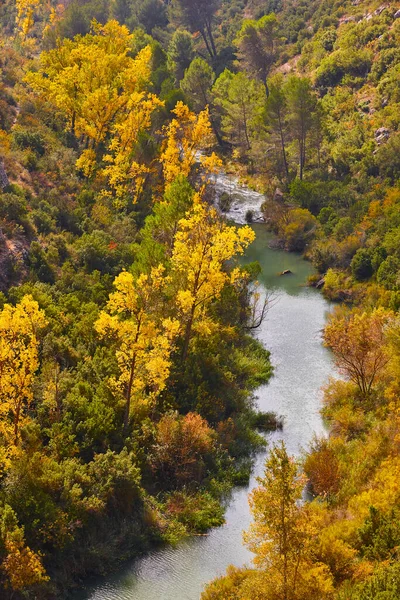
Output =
[
  {"x1": 167, "y1": 29, "x2": 195, "y2": 83},
  {"x1": 351, "y1": 249, "x2": 373, "y2": 281}
]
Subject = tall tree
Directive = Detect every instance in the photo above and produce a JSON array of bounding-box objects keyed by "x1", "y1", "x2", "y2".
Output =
[
  {"x1": 27, "y1": 21, "x2": 159, "y2": 181},
  {"x1": 244, "y1": 442, "x2": 334, "y2": 600},
  {"x1": 235, "y1": 14, "x2": 278, "y2": 94},
  {"x1": 213, "y1": 71, "x2": 265, "y2": 152},
  {"x1": 265, "y1": 74, "x2": 290, "y2": 181},
  {"x1": 167, "y1": 29, "x2": 195, "y2": 83},
  {"x1": 95, "y1": 267, "x2": 179, "y2": 429},
  {"x1": 0, "y1": 296, "x2": 47, "y2": 448},
  {"x1": 170, "y1": 0, "x2": 220, "y2": 58},
  {"x1": 285, "y1": 76, "x2": 317, "y2": 180},
  {"x1": 170, "y1": 194, "x2": 255, "y2": 362}
]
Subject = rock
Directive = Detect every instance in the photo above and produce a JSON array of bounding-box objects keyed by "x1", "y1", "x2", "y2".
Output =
[
  {"x1": 374, "y1": 4, "x2": 388, "y2": 16},
  {"x1": 280, "y1": 269, "x2": 293, "y2": 276},
  {"x1": 273, "y1": 188, "x2": 284, "y2": 202},
  {"x1": 0, "y1": 161, "x2": 9, "y2": 190},
  {"x1": 374, "y1": 127, "x2": 390, "y2": 144},
  {"x1": 316, "y1": 278, "x2": 325, "y2": 289},
  {"x1": 394, "y1": 9, "x2": 400, "y2": 18},
  {"x1": 341, "y1": 16, "x2": 356, "y2": 24}
]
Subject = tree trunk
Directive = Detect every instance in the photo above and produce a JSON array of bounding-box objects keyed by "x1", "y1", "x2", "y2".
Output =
[
  {"x1": 200, "y1": 28, "x2": 214, "y2": 58},
  {"x1": 277, "y1": 112, "x2": 289, "y2": 181},
  {"x1": 14, "y1": 402, "x2": 21, "y2": 446},
  {"x1": 124, "y1": 355, "x2": 136, "y2": 430},
  {"x1": 206, "y1": 21, "x2": 217, "y2": 57},
  {"x1": 181, "y1": 302, "x2": 196, "y2": 363}
]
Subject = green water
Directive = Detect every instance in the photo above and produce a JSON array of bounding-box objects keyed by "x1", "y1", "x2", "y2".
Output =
[{"x1": 74, "y1": 221, "x2": 334, "y2": 600}]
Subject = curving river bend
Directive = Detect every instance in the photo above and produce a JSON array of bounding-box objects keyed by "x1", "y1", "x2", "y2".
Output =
[{"x1": 74, "y1": 177, "x2": 334, "y2": 600}]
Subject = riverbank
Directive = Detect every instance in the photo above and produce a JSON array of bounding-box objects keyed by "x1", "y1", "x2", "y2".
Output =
[{"x1": 72, "y1": 224, "x2": 334, "y2": 600}]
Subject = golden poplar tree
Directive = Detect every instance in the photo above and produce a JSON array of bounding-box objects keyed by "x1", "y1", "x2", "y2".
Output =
[
  {"x1": 160, "y1": 101, "x2": 221, "y2": 185},
  {"x1": 15, "y1": 0, "x2": 41, "y2": 38},
  {"x1": 0, "y1": 296, "x2": 47, "y2": 450},
  {"x1": 171, "y1": 194, "x2": 255, "y2": 361},
  {"x1": 95, "y1": 267, "x2": 179, "y2": 429},
  {"x1": 243, "y1": 442, "x2": 334, "y2": 600},
  {"x1": 27, "y1": 21, "x2": 159, "y2": 183}
]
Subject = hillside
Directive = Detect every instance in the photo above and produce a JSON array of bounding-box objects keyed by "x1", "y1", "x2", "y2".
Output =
[{"x1": 0, "y1": 0, "x2": 400, "y2": 598}]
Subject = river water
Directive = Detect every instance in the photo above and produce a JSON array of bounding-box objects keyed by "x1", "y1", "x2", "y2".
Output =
[{"x1": 74, "y1": 180, "x2": 334, "y2": 600}]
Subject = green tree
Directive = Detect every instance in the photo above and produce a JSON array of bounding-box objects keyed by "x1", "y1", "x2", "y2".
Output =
[
  {"x1": 170, "y1": 0, "x2": 220, "y2": 58},
  {"x1": 167, "y1": 29, "x2": 195, "y2": 83},
  {"x1": 235, "y1": 15, "x2": 277, "y2": 93},
  {"x1": 137, "y1": 0, "x2": 168, "y2": 34},
  {"x1": 351, "y1": 248, "x2": 373, "y2": 281},
  {"x1": 286, "y1": 76, "x2": 317, "y2": 180},
  {"x1": 181, "y1": 58, "x2": 214, "y2": 112},
  {"x1": 213, "y1": 71, "x2": 265, "y2": 152},
  {"x1": 265, "y1": 74, "x2": 289, "y2": 180}
]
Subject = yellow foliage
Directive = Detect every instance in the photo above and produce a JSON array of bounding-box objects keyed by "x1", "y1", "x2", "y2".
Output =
[
  {"x1": 27, "y1": 23, "x2": 158, "y2": 195},
  {"x1": 15, "y1": 0, "x2": 41, "y2": 38},
  {"x1": 3, "y1": 537, "x2": 49, "y2": 590},
  {"x1": 243, "y1": 443, "x2": 334, "y2": 600},
  {"x1": 0, "y1": 296, "x2": 47, "y2": 452},
  {"x1": 171, "y1": 194, "x2": 254, "y2": 359},
  {"x1": 160, "y1": 102, "x2": 221, "y2": 185},
  {"x1": 95, "y1": 267, "x2": 179, "y2": 424}
]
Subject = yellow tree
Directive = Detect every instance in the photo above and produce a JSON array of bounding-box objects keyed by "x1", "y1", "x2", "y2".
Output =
[
  {"x1": 1, "y1": 504, "x2": 48, "y2": 592},
  {"x1": 102, "y1": 91, "x2": 164, "y2": 202},
  {"x1": 27, "y1": 21, "x2": 158, "y2": 180},
  {"x1": 244, "y1": 442, "x2": 334, "y2": 600},
  {"x1": 95, "y1": 266, "x2": 179, "y2": 429},
  {"x1": 324, "y1": 307, "x2": 393, "y2": 399},
  {"x1": 171, "y1": 194, "x2": 255, "y2": 361},
  {"x1": 0, "y1": 295, "x2": 47, "y2": 449},
  {"x1": 15, "y1": 0, "x2": 41, "y2": 38},
  {"x1": 160, "y1": 101, "x2": 221, "y2": 185}
]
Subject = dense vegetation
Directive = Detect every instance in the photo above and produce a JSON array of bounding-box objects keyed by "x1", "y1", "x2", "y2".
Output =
[
  {"x1": 0, "y1": 0, "x2": 399, "y2": 598},
  {"x1": 0, "y1": 5, "x2": 277, "y2": 598}
]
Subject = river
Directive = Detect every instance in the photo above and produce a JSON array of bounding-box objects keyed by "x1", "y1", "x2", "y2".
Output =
[{"x1": 74, "y1": 178, "x2": 334, "y2": 600}]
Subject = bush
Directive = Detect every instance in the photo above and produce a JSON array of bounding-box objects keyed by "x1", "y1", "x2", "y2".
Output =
[
  {"x1": 0, "y1": 193, "x2": 28, "y2": 229},
  {"x1": 13, "y1": 130, "x2": 46, "y2": 156},
  {"x1": 218, "y1": 192, "x2": 232, "y2": 212},
  {"x1": 351, "y1": 249, "x2": 373, "y2": 281},
  {"x1": 377, "y1": 256, "x2": 400, "y2": 290},
  {"x1": 315, "y1": 49, "x2": 372, "y2": 88}
]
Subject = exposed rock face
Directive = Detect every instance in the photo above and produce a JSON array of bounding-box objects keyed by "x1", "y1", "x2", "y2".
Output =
[
  {"x1": 0, "y1": 161, "x2": 9, "y2": 190},
  {"x1": 374, "y1": 127, "x2": 390, "y2": 144},
  {"x1": 0, "y1": 233, "x2": 28, "y2": 292}
]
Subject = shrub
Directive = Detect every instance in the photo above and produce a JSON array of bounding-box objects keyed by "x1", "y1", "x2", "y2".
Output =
[
  {"x1": 351, "y1": 249, "x2": 373, "y2": 281},
  {"x1": 315, "y1": 49, "x2": 372, "y2": 88},
  {"x1": 13, "y1": 130, "x2": 46, "y2": 156}
]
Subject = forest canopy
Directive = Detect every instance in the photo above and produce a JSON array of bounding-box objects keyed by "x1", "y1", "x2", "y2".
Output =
[{"x1": 0, "y1": 0, "x2": 400, "y2": 598}]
